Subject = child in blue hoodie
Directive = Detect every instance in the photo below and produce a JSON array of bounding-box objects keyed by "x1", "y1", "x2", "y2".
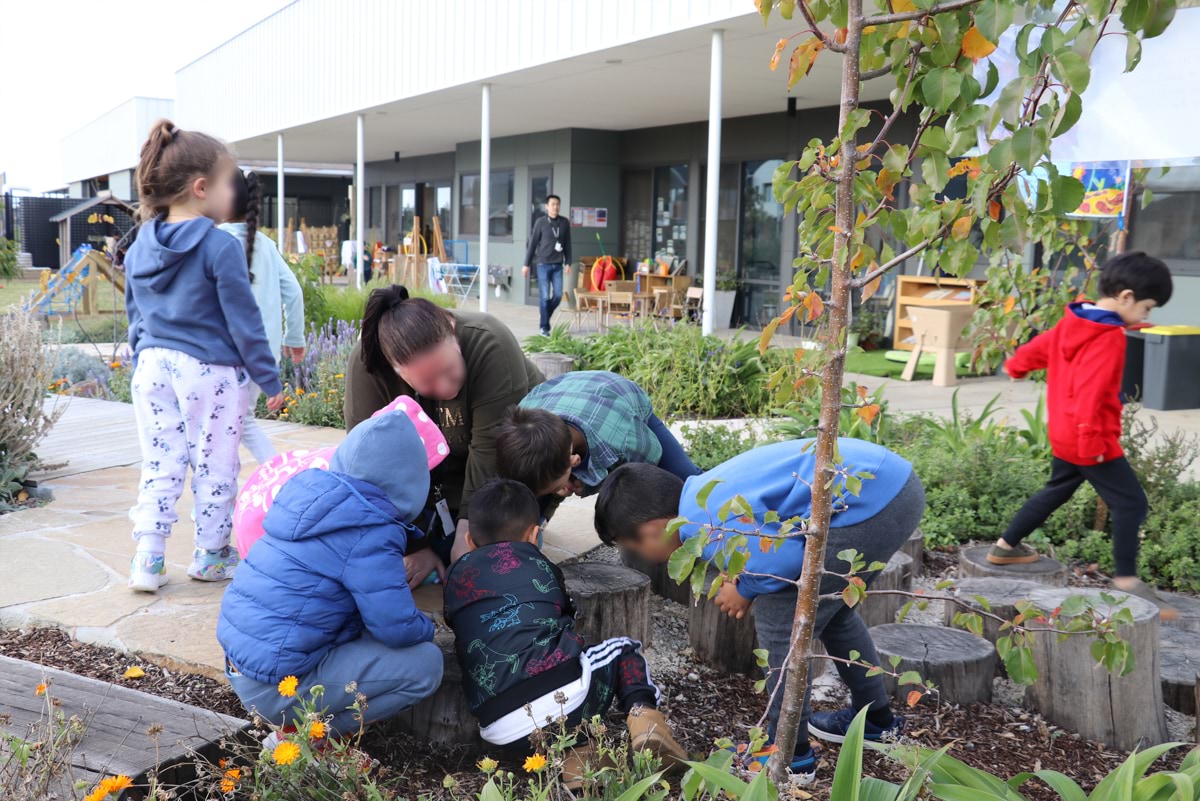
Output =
[
  {"x1": 595, "y1": 438, "x2": 924, "y2": 785},
  {"x1": 219, "y1": 169, "x2": 306, "y2": 464},
  {"x1": 124, "y1": 120, "x2": 284, "y2": 592},
  {"x1": 218, "y1": 411, "x2": 441, "y2": 734}
]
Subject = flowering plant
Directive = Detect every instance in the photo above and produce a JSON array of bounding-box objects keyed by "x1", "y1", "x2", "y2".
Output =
[{"x1": 274, "y1": 319, "x2": 357, "y2": 427}]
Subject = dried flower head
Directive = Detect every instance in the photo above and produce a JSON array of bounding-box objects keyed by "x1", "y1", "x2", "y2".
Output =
[
  {"x1": 147, "y1": 723, "x2": 164, "y2": 737},
  {"x1": 477, "y1": 757, "x2": 499, "y2": 774}
]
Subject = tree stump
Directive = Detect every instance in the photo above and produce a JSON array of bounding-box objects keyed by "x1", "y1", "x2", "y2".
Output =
[
  {"x1": 858, "y1": 551, "x2": 914, "y2": 629},
  {"x1": 688, "y1": 570, "x2": 760, "y2": 676},
  {"x1": 561, "y1": 562, "x2": 652, "y2": 647},
  {"x1": 395, "y1": 632, "x2": 482, "y2": 748},
  {"x1": 941, "y1": 577, "x2": 1047, "y2": 648},
  {"x1": 1160, "y1": 627, "x2": 1200, "y2": 715},
  {"x1": 529, "y1": 352, "x2": 577, "y2": 379},
  {"x1": 870, "y1": 624, "x2": 996, "y2": 706},
  {"x1": 620, "y1": 549, "x2": 691, "y2": 605},
  {"x1": 1023, "y1": 587, "x2": 1167, "y2": 751},
  {"x1": 958, "y1": 545, "x2": 1068, "y2": 586},
  {"x1": 901, "y1": 528, "x2": 925, "y2": 577},
  {"x1": 1157, "y1": 592, "x2": 1200, "y2": 634}
]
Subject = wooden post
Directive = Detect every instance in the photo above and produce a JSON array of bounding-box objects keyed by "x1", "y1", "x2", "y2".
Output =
[
  {"x1": 942, "y1": 577, "x2": 1047, "y2": 649},
  {"x1": 1024, "y1": 587, "x2": 1167, "y2": 750},
  {"x1": 688, "y1": 569, "x2": 759, "y2": 675},
  {"x1": 858, "y1": 551, "x2": 913, "y2": 629},
  {"x1": 901, "y1": 528, "x2": 925, "y2": 576},
  {"x1": 958, "y1": 545, "x2": 1068, "y2": 586},
  {"x1": 871, "y1": 623, "x2": 996, "y2": 706},
  {"x1": 1160, "y1": 627, "x2": 1200, "y2": 715},
  {"x1": 560, "y1": 562, "x2": 652, "y2": 646},
  {"x1": 395, "y1": 632, "x2": 481, "y2": 748},
  {"x1": 528, "y1": 352, "x2": 577, "y2": 379}
]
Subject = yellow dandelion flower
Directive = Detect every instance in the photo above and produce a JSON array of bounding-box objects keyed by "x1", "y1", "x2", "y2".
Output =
[
  {"x1": 523, "y1": 753, "x2": 547, "y2": 773},
  {"x1": 309, "y1": 720, "x2": 327, "y2": 740},
  {"x1": 219, "y1": 778, "x2": 237, "y2": 793},
  {"x1": 273, "y1": 740, "x2": 301, "y2": 765},
  {"x1": 35, "y1": 683, "x2": 47, "y2": 696},
  {"x1": 83, "y1": 789, "x2": 106, "y2": 801},
  {"x1": 334, "y1": 374, "x2": 344, "y2": 379},
  {"x1": 477, "y1": 757, "x2": 499, "y2": 773},
  {"x1": 277, "y1": 675, "x2": 299, "y2": 697},
  {"x1": 99, "y1": 776, "x2": 133, "y2": 794},
  {"x1": 295, "y1": 388, "x2": 305, "y2": 395}
]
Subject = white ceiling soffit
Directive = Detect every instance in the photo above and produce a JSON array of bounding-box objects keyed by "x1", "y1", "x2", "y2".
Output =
[{"x1": 231, "y1": 13, "x2": 890, "y2": 163}]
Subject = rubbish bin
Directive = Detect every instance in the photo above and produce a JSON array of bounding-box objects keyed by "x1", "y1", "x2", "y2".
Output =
[
  {"x1": 1122, "y1": 330, "x2": 1146, "y2": 404},
  {"x1": 1140, "y1": 325, "x2": 1200, "y2": 411}
]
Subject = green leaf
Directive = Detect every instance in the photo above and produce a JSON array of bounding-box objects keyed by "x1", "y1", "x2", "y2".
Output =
[
  {"x1": 1015, "y1": 23, "x2": 1036, "y2": 61},
  {"x1": 1082, "y1": 0, "x2": 1109, "y2": 20},
  {"x1": 1053, "y1": 50, "x2": 1091, "y2": 93},
  {"x1": 841, "y1": 108, "x2": 873, "y2": 141},
  {"x1": 830, "y1": 707, "x2": 872, "y2": 801},
  {"x1": 778, "y1": 0, "x2": 796, "y2": 19},
  {"x1": 922, "y1": 151, "x2": 952, "y2": 193},
  {"x1": 772, "y1": 161, "x2": 797, "y2": 201},
  {"x1": 899, "y1": 670, "x2": 923, "y2": 686},
  {"x1": 1144, "y1": 0, "x2": 1176, "y2": 37},
  {"x1": 1053, "y1": 92, "x2": 1083, "y2": 137},
  {"x1": 1004, "y1": 643, "x2": 1038, "y2": 684},
  {"x1": 1051, "y1": 176, "x2": 1085, "y2": 215},
  {"x1": 1009, "y1": 126, "x2": 1048, "y2": 173},
  {"x1": 758, "y1": 0, "x2": 775, "y2": 23},
  {"x1": 480, "y1": 779, "x2": 506, "y2": 801},
  {"x1": 922, "y1": 68, "x2": 964, "y2": 113},
  {"x1": 928, "y1": 784, "x2": 1011, "y2": 801},
  {"x1": 740, "y1": 765, "x2": 776, "y2": 801},
  {"x1": 1038, "y1": 27, "x2": 1067, "y2": 57},
  {"x1": 974, "y1": 0, "x2": 1015, "y2": 45},
  {"x1": 884, "y1": 144, "x2": 910, "y2": 175},
  {"x1": 1021, "y1": 770, "x2": 1086, "y2": 801},
  {"x1": 613, "y1": 772, "x2": 668, "y2": 801},
  {"x1": 695, "y1": 479, "x2": 722, "y2": 510},
  {"x1": 1141, "y1": 189, "x2": 1154, "y2": 209},
  {"x1": 1121, "y1": 0, "x2": 1150, "y2": 31},
  {"x1": 683, "y1": 761, "x2": 751, "y2": 799},
  {"x1": 919, "y1": 126, "x2": 951, "y2": 154},
  {"x1": 667, "y1": 547, "x2": 697, "y2": 583},
  {"x1": 982, "y1": 61, "x2": 1000, "y2": 97}
]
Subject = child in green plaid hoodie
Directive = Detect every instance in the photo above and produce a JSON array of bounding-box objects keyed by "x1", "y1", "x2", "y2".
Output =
[{"x1": 496, "y1": 370, "x2": 700, "y2": 499}]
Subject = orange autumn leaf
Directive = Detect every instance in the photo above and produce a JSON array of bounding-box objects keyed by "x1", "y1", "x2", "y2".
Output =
[
  {"x1": 787, "y1": 37, "x2": 825, "y2": 89},
  {"x1": 770, "y1": 37, "x2": 788, "y2": 71},
  {"x1": 857, "y1": 403, "x2": 881, "y2": 425},
  {"x1": 947, "y1": 157, "x2": 982, "y2": 179},
  {"x1": 805, "y1": 292, "x2": 826, "y2": 322},
  {"x1": 759, "y1": 537, "x2": 772, "y2": 553},
  {"x1": 988, "y1": 200, "x2": 1002, "y2": 221},
  {"x1": 857, "y1": 385, "x2": 869, "y2": 401},
  {"x1": 962, "y1": 26, "x2": 998, "y2": 62},
  {"x1": 876, "y1": 168, "x2": 899, "y2": 200},
  {"x1": 835, "y1": 28, "x2": 848, "y2": 44},
  {"x1": 1003, "y1": 295, "x2": 1017, "y2": 314},
  {"x1": 906, "y1": 690, "x2": 924, "y2": 707},
  {"x1": 951, "y1": 215, "x2": 973, "y2": 241},
  {"x1": 850, "y1": 249, "x2": 865, "y2": 271},
  {"x1": 861, "y1": 273, "x2": 883, "y2": 302},
  {"x1": 779, "y1": 303, "x2": 797, "y2": 323}
]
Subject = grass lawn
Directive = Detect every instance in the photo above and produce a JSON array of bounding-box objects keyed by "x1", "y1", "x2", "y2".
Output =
[
  {"x1": 844, "y1": 348, "x2": 975, "y2": 379},
  {"x1": 0, "y1": 277, "x2": 126, "y2": 313}
]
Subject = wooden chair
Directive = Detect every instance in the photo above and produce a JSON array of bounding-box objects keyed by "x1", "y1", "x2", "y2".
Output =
[
  {"x1": 682, "y1": 287, "x2": 704, "y2": 322},
  {"x1": 563, "y1": 287, "x2": 602, "y2": 331},
  {"x1": 605, "y1": 287, "x2": 637, "y2": 328},
  {"x1": 658, "y1": 275, "x2": 693, "y2": 320}
]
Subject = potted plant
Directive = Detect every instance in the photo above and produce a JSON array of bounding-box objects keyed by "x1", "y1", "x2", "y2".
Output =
[
  {"x1": 696, "y1": 268, "x2": 740, "y2": 328},
  {"x1": 849, "y1": 306, "x2": 885, "y2": 350}
]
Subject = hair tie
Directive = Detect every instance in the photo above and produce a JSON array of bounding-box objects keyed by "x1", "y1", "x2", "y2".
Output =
[{"x1": 169, "y1": 126, "x2": 179, "y2": 136}]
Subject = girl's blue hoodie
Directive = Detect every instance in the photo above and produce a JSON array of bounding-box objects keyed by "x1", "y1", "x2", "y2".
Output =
[
  {"x1": 678, "y1": 438, "x2": 913, "y2": 599},
  {"x1": 125, "y1": 217, "x2": 282, "y2": 396}
]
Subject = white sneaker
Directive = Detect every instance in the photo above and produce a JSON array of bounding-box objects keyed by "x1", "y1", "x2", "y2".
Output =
[{"x1": 129, "y1": 553, "x2": 169, "y2": 592}]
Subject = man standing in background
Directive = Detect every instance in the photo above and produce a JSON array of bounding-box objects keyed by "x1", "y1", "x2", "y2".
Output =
[{"x1": 523, "y1": 194, "x2": 572, "y2": 337}]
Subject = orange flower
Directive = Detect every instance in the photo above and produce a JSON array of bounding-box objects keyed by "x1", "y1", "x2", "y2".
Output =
[
  {"x1": 273, "y1": 740, "x2": 301, "y2": 765},
  {"x1": 309, "y1": 720, "x2": 327, "y2": 740},
  {"x1": 277, "y1": 675, "x2": 299, "y2": 697},
  {"x1": 100, "y1": 776, "x2": 133, "y2": 794},
  {"x1": 219, "y1": 768, "x2": 240, "y2": 793},
  {"x1": 523, "y1": 753, "x2": 547, "y2": 772},
  {"x1": 35, "y1": 683, "x2": 47, "y2": 696}
]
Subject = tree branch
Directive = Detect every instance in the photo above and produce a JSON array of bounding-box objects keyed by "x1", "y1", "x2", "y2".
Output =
[
  {"x1": 864, "y1": 0, "x2": 983, "y2": 26},
  {"x1": 852, "y1": 235, "x2": 940, "y2": 288},
  {"x1": 798, "y1": 0, "x2": 848, "y2": 52}
]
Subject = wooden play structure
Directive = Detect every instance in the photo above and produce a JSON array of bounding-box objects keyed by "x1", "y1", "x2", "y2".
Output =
[{"x1": 24, "y1": 244, "x2": 124, "y2": 317}]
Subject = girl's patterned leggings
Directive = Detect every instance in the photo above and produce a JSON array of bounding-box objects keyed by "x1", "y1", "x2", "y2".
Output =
[{"x1": 128, "y1": 348, "x2": 249, "y2": 554}]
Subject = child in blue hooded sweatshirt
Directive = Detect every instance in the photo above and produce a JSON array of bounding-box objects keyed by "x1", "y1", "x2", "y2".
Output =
[
  {"x1": 595, "y1": 438, "x2": 924, "y2": 785},
  {"x1": 124, "y1": 120, "x2": 284, "y2": 592},
  {"x1": 218, "y1": 411, "x2": 441, "y2": 734}
]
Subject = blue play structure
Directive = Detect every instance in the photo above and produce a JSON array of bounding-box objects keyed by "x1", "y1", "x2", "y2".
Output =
[{"x1": 23, "y1": 244, "x2": 105, "y2": 316}]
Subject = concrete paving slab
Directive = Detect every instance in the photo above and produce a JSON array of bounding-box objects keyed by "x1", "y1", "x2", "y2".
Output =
[{"x1": 0, "y1": 540, "x2": 108, "y2": 607}]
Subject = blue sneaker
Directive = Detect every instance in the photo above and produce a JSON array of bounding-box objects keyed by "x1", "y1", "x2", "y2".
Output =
[
  {"x1": 809, "y1": 707, "x2": 904, "y2": 744},
  {"x1": 187, "y1": 545, "x2": 239, "y2": 582},
  {"x1": 129, "y1": 552, "x2": 169, "y2": 593}
]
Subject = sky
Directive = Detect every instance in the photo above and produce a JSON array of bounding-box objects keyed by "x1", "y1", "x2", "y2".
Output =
[{"x1": 0, "y1": 0, "x2": 292, "y2": 192}]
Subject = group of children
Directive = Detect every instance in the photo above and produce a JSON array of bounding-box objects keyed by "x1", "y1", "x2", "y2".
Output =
[{"x1": 122, "y1": 119, "x2": 1176, "y2": 785}]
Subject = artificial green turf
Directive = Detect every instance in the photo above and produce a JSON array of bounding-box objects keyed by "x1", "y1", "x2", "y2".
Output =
[{"x1": 844, "y1": 348, "x2": 972, "y2": 379}]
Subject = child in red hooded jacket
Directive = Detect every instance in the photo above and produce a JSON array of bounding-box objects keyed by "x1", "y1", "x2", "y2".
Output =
[{"x1": 989, "y1": 252, "x2": 1173, "y2": 611}]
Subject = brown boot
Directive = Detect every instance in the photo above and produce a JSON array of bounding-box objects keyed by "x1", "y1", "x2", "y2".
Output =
[
  {"x1": 561, "y1": 744, "x2": 617, "y2": 790},
  {"x1": 627, "y1": 706, "x2": 688, "y2": 770}
]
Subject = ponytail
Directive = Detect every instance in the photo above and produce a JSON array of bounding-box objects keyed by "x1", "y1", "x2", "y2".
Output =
[
  {"x1": 232, "y1": 169, "x2": 261, "y2": 281},
  {"x1": 135, "y1": 118, "x2": 232, "y2": 223},
  {"x1": 359, "y1": 285, "x2": 455, "y2": 375}
]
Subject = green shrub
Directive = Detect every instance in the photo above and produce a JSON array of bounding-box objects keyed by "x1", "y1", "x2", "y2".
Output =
[
  {"x1": 0, "y1": 311, "x2": 64, "y2": 510},
  {"x1": 0, "y1": 237, "x2": 19, "y2": 281},
  {"x1": 51, "y1": 349, "x2": 111, "y2": 386},
  {"x1": 287, "y1": 253, "x2": 328, "y2": 332},
  {"x1": 682, "y1": 423, "x2": 778, "y2": 471},
  {"x1": 315, "y1": 280, "x2": 456, "y2": 329},
  {"x1": 525, "y1": 324, "x2": 785, "y2": 419}
]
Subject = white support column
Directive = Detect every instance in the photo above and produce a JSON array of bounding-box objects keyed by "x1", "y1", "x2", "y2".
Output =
[
  {"x1": 479, "y1": 83, "x2": 491, "y2": 313},
  {"x1": 355, "y1": 113, "x2": 365, "y2": 289},
  {"x1": 702, "y1": 29, "x2": 724, "y2": 335},
  {"x1": 276, "y1": 133, "x2": 285, "y2": 254}
]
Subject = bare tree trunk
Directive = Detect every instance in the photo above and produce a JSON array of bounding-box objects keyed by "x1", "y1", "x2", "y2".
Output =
[{"x1": 768, "y1": 0, "x2": 864, "y2": 782}]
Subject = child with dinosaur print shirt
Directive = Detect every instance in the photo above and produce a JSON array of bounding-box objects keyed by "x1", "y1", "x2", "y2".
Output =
[{"x1": 443, "y1": 479, "x2": 686, "y2": 775}]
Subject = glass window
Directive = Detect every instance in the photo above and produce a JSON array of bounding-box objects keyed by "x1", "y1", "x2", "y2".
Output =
[
  {"x1": 436, "y1": 184, "x2": 452, "y2": 238},
  {"x1": 622, "y1": 170, "x2": 653, "y2": 263},
  {"x1": 384, "y1": 186, "x2": 399, "y2": 243},
  {"x1": 530, "y1": 167, "x2": 553, "y2": 230},
  {"x1": 698, "y1": 163, "x2": 740, "y2": 278},
  {"x1": 459, "y1": 172, "x2": 514, "y2": 238},
  {"x1": 401, "y1": 187, "x2": 416, "y2": 240},
  {"x1": 367, "y1": 186, "x2": 382, "y2": 229},
  {"x1": 1130, "y1": 164, "x2": 1200, "y2": 274},
  {"x1": 739, "y1": 159, "x2": 785, "y2": 326},
  {"x1": 653, "y1": 165, "x2": 689, "y2": 262}
]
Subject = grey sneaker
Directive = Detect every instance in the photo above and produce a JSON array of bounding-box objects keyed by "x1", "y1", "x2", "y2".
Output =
[
  {"x1": 1114, "y1": 578, "x2": 1179, "y2": 621},
  {"x1": 986, "y1": 542, "x2": 1040, "y2": 565}
]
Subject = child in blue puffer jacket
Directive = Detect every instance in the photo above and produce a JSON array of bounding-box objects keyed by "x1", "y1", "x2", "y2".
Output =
[{"x1": 217, "y1": 411, "x2": 442, "y2": 734}]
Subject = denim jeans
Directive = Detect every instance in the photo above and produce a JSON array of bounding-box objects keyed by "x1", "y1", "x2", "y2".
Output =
[
  {"x1": 753, "y1": 472, "x2": 925, "y2": 751},
  {"x1": 536, "y1": 262, "x2": 564, "y2": 331},
  {"x1": 646, "y1": 414, "x2": 702, "y2": 480},
  {"x1": 228, "y1": 634, "x2": 443, "y2": 735}
]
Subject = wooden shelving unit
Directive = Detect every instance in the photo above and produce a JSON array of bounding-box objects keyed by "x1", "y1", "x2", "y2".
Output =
[{"x1": 893, "y1": 275, "x2": 985, "y2": 351}]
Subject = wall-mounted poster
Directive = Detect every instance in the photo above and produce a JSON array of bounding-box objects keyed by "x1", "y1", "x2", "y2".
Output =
[
  {"x1": 1066, "y1": 161, "x2": 1130, "y2": 218},
  {"x1": 571, "y1": 207, "x2": 608, "y2": 227}
]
